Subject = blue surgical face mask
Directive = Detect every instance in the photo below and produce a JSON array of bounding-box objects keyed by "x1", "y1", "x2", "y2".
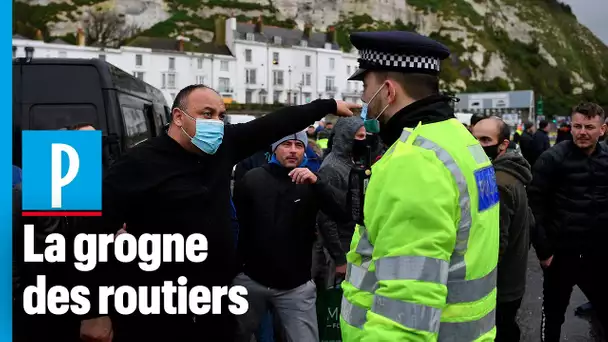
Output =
[
  {"x1": 180, "y1": 110, "x2": 224, "y2": 155},
  {"x1": 361, "y1": 83, "x2": 389, "y2": 134}
]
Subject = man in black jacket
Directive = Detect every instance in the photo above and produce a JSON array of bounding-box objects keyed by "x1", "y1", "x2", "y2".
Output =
[
  {"x1": 79, "y1": 85, "x2": 358, "y2": 342},
  {"x1": 529, "y1": 120, "x2": 551, "y2": 166},
  {"x1": 528, "y1": 102, "x2": 608, "y2": 342},
  {"x1": 472, "y1": 117, "x2": 534, "y2": 342},
  {"x1": 232, "y1": 131, "x2": 350, "y2": 342},
  {"x1": 519, "y1": 121, "x2": 536, "y2": 165}
]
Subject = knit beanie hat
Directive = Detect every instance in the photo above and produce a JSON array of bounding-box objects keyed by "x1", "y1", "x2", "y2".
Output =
[{"x1": 271, "y1": 131, "x2": 308, "y2": 152}]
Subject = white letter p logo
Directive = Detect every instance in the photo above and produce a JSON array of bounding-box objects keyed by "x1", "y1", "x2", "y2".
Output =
[{"x1": 51, "y1": 143, "x2": 80, "y2": 209}]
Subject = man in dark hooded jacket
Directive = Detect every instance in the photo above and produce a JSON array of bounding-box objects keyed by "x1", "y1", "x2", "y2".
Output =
[
  {"x1": 472, "y1": 117, "x2": 535, "y2": 342},
  {"x1": 313, "y1": 117, "x2": 367, "y2": 286}
]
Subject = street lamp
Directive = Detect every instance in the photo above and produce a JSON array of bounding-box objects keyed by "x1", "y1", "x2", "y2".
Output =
[
  {"x1": 25, "y1": 46, "x2": 34, "y2": 62},
  {"x1": 297, "y1": 73, "x2": 304, "y2": 105},
  {"x1": 288, "y1": 66, "x2": 293, "y2": 105}
]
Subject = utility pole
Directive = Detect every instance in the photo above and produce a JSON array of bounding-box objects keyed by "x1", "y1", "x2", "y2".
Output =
[
  {"x1": 298, "y1": 74, "x2": 304, "y2": 105},
  {"x1": 288, "y1": 65, "x2": 292, "y2": 105}
]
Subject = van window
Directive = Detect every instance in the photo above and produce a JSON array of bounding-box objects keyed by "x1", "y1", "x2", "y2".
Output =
[
  {"x1": 121, "y1": 106, "x2": 150, "y2": 147},
  {"x1": 30, "y1": 104, "x2": 98, "y2": 130}
]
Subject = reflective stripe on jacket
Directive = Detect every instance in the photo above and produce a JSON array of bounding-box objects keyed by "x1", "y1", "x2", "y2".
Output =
[{"x1": 340, "y1": 118, "x2": 500, "y2": 341}]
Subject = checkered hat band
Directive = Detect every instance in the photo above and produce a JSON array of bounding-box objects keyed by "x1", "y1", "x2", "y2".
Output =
[{"x1": 359, "y1": 49, "x2": 441, "y2": 72}]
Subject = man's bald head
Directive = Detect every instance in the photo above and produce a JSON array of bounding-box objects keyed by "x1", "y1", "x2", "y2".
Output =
[
  {"x1": 471, "y1": 116, "x2": 511, "y2": 160},
  {"x1": 473, "y1": 117, "x2": 510, "y2": 144}
]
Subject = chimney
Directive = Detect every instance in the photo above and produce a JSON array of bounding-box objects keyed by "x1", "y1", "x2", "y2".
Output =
[
  {"x1": 325, "y1": 26, "x2": 336, "y2": 44},
  {"x1": 214, "y1": 16, "x2": 226, "y2": 46},
  {"x1": 303, "y1": 23, "x2": 312, "y2": 40},
  {"x1": 77, "y1": 28, "x2": 85, "y2": 46},
  {"x1": 176, "y1": 34, "x2": 190, "y2": 51},
  {"x1": 254, "y1": 16, "x2": 263, "y2": 34}
]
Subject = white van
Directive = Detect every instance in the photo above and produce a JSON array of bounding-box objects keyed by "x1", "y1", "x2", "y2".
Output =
[
  {"x1": 227, "y1": 114, "x2": 255, "y2": 124},
  {"x1": 455, "y1": 112, "x2": 473, "y2": 126}
]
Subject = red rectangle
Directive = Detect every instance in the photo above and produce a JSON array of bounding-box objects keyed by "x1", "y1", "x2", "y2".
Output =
[{"x1": 22, "y1": 211, "x2": 102, "y2": 217}]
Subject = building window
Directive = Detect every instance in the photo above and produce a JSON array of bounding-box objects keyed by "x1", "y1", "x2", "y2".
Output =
[
  {"x1": 168, "y1": 57, "x2": 175, "y2": 70},
  {"x1": 245, "y1": 90, "x2": 253, "y2": 104},
  {"x1": 347, "y1": 65, "x2": 351, "y2": 75},
  {"x1": 246, "y1": 69, "x2": 257, "y2": 84},
  {"x1": 220, "y1": 60, "x2": 229, "y2": 72},
  {"x1": 305, "y1": 55, "x2": 311, "y2": 68},
  {"x1": 301, "y1": 40, "x2": 308, "y2": 47},
  {"x1": 197, "y1": 58, "x2": 203, "y2": 69},
  {"x1": 246, "y1": 33, "x2": 254, "y2": 41},
  {"x1": 329, "y1": 58, "x2": 335, "y2": 70},
  {"x1": 325, "y1": 76, "x2": 335, "y2": 92},
  {"x1": 273, "y1": 91, "x2": 281, "y2": 103},
  {"x1": 133, "y1": 71, "x2": 145, "y2": 80},
  {"x1": 135, "y1": 54, "x2": 142, "y2": 66},
  {"x1": 98, "y1": 54, "x2": 106, "y2": 61},
  {"x1": 245, "y1": 49, "x2": 252, "y2": 62},
  {"x1": 218, "y1": 77, "x2": 231, "y2": 92},
  {"x1": 58, "y1": 51, "x2": 67, "y2": 58},
  {"x1": 162, "y1": 72, "x2": 177, "y2": 89},
  {"x1": 272, "y1": 52, "x2": 279, "y2": 65},
  {"x1": 273, "y1": 70, "x2": 284, "y2": 86},
  {"x1": 196, "y1": 75, "x2": 205, "y2": 84},
  {"x1": 273, "y1": 36, "x2": 282, "y2": 45},
  {"x1": 305, "y1": 73, "x2": 312, "y2": 86}
]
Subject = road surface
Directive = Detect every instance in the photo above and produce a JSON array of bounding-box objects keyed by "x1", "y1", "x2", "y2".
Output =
[{"x1": 519, "y1": 248, "x2": 604, "y2": 341}]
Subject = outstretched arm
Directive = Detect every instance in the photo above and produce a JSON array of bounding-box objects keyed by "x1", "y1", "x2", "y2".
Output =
[{"x1": 226, "y1": 100, "x2": 358, "y2": 163}]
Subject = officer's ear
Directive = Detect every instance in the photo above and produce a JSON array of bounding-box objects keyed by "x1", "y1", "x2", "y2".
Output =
[{"x1": 385, "y1": 80, "x2": 399, "y2": 104}]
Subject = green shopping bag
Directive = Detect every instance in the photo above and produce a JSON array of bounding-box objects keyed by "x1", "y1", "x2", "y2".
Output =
[{"x1": 316, "y1": 282, "x2": 343, "y2": 342}]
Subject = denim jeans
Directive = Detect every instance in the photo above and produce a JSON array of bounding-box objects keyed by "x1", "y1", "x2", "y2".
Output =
[{"x1": 255, "y1": 310, "x2": 275, "y2": 342}]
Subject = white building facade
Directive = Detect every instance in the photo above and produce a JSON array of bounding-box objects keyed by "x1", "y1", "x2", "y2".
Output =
[
  {"x1": 12, "y1": 17, "x2": 366, "y2": 106},
  {"x1": 231, "y1": 21, "x2": 364, "y2": 105},
  {"x1": 13, "y1": 36, "x2": 237, "y2": 106}
]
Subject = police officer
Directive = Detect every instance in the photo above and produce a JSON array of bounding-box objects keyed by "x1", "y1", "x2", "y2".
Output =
[{"x1": 340, "y1": 31, "x2": 500, "y2": 341}]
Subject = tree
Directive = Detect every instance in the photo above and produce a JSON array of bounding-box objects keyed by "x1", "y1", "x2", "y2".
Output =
[{"x1": 82, "y1": 7, "x2": 139, "y2": 48}]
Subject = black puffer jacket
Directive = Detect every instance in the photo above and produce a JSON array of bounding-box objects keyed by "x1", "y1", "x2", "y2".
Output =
[{"x1": 528, "y1": 140, "x2": 608, "y2": 259}]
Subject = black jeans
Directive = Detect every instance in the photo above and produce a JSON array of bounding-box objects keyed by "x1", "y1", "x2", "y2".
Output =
[
  {"x1": 496, "y1": 297, "x2": 523, "y2": 342},
  {"x1": 541, "y1": 252, "x2": 607, "y2": 342}
]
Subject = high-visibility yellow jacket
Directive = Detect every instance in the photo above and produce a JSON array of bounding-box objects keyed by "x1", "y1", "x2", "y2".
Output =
[
  {"x1": 340, "y1": 118, "x2": 500, "y2": 341},
  {"x1": 317, "y1": 138, "x2": 329, "y2": 149}
]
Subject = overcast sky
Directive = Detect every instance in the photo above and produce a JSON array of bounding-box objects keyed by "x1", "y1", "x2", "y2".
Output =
[{"x1": 560, "y1": 0, "x2": 607, "y2": 44}]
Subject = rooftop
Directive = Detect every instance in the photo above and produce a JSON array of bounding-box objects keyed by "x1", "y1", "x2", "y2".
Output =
[
  {"x1": 126, "y1": 36, "x2": 233, "y2": 56},
  {"x1": 235, "y1": 22, "x2": 340, "y2": 50}
]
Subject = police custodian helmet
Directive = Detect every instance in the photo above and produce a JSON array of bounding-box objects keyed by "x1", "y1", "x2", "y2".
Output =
[{"x1": 348, "y1": 31, "x2": 451, "y2": 81}]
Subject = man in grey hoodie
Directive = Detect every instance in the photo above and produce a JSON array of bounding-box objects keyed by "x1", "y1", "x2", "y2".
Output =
[
  {"x1": 312, "y1": 117, "x2": 366, "y2": 287},
  {"x1": 472, "y1": 116, "x2": 535, "y2": 342}
]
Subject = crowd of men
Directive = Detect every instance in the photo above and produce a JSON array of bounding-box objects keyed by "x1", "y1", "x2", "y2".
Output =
[{"x1": 12, "y1": 29, "x2": 608, "y2": 342}]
